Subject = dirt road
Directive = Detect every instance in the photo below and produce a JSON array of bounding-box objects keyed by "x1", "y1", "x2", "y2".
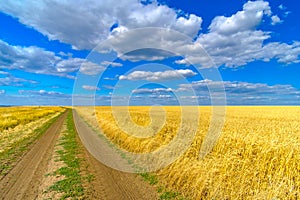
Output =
[
  {"x1": 0, "y1": 110, "x2": 158, "y2": 200},
  {"x1": 0, "y1": 111, "x2": 68, "y2": 200},
  {"x1": 73, "y1": 110, "x2": 158, "y2": 199}
]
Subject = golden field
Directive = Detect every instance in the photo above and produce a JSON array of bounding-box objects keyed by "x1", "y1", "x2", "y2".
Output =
[
  {"x1": 0, "y1": 106, "x2": 65, "y2": 156},
  {"x1": 0, "y1": 106, "x2": 64, "y2": 131},
  {"x1": 77, "y1": 106, "x2": 300, "y2": 199}
]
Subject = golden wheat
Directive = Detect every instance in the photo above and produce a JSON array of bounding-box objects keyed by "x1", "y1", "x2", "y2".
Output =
[
  {"x1": 0, "y1": 106, "x2": 65, "y2": 154},
  {"x1": 76, "y1": 106, "x2": 300, "y2": 199},
  {"x1": 0, "y1": 106, "x2": 64, "y2": 131}
]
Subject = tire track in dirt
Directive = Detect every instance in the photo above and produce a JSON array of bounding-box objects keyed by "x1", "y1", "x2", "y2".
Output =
[
  {"x1": 73, "y1": 110, "x2": 158, "y2": 200},
  {"x1": 0, "y1": 111, "x2": 68, "y2": 200}
]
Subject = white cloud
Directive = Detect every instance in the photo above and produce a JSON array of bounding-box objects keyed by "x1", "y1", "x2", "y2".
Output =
[
  {"x1": 101, "y1": 61, "x2": 123, "y2": 67},
  {"x1": 192, "y1": 1, "x2": 273, "y2": 67},
  {"x1": 102, "y1": 85, "x2": 115, "y2": 90},
  {"x1": 119, "y1": 69, "x2": 197, "y2": 81},
  {"x1": 126, "y1": 79, "x2": 300, "y2": 105},
  {"x1": 132, "y1": 87, "x2": 173, "y2": 94},
  {"x1": 100, "y1": 27, "x2": 191, "y2": 62},
  {"x1": 0, "y1": 89, "x2": 5, "y2": 95},
  {"x1": 58, "y1": 51, "x2": 72, "y2": 57},
  {"x1": 103, "y1": 77, "x2": 118, "y2": 81},
  {"x1": 208, "y1": 1, "x2": 270, "y2": 35},
  {"x1": 0, "y1": 74, "x2": 38, "y2": 86},
  {"x1": 178, "y1": 79, "x2": 300, "y2": 96},
  {"x1": 278, "y1": 4, "x2": 286, "y2": 10},
  {"x1": 175, "y1": 79, "x2": 300, "y2": 105},
  {"x1": 82, "y1": 85, "x2": 100, "y2": 91},
  {"x1": 102, "y1": 1, "x2": 300, "y2": 68},
  {"x1": 79, "y1": 62, "x2": 105, "y2": 75},
  {"x1": 0, "y1": 39, "x2": 90, "y2": 77},
  {"x1": 176, "y1": 0, "x2": 299, "y2": 67},
  {"x1": 18, "y1": 89, "x2": 67, "y2": 97},
  {"x1": 260, "y1": 42, "x2": 300, "y2": 64},
  {"x1": 0, "y1": 0, "x2": 299, "y2": 70},
  {"x1": 174, "y1": 59, "x2": 191, "y2": 65},
  {"x1": 56, "y1": 58, "x2": 83, "y2": 73},
  {"x1": 149, "y1": 94, "x2": 172, "y2": 99},
  {"x1": 271, "y1": 15, "x2": 282, "y2": 25},
  {"x1": 0, "y1": 0, "x2": 202, "y2": 50},
  {"x1": 0, "y1": 71, "x2": 9, "y2": 75}
]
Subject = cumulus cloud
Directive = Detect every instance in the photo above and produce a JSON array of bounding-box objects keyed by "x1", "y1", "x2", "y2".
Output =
[
  {"x1": 55, "y1": 58, "x2": 84, "y2": 73},
  {"x1": 2, "y1": 90, "x2": 71, "y2": 105},
  {"x1": 79, "y1": 62, "x2": 105, "y2": 75},
  {"x1": 18, "y1": 89, "x2": 67, "y2": 97},
  {"x1": 184, "y1": 1, "x2": 299, "y2": 67},
  {"x1": 271, "y1": 15, "x2": 282, "y2": 25},
  {"x1": 121, "y1": 48, "x2": 174, "y2": 62},
  {"x1": 101, "y1": 61, "x2": 123, "y2": 67},
  {"x1": 0, "y1": 71, "x2": 9, "y2": 75},
  {"x1": 278, "y1": 4, "x2": 286, "y2": 10},
  {"x1": 0, "y1": 89, "x2": 5, "y2": 95},
  {"x1": 0, "y1": 0, "x2": 202, "y2": 50},
  {"x1": 208, "y1": 0, "x2": 271, "y2": 35},
  {"x1": 0, "y1": 0, "x2": 299, "y2": 72},
  {"x1": 193, "y1": 1, "x2": 273, "y2": 67},
  {"x1": 132, "y1": 87, "x2": 173, "y2": 94},
  {"x1": 0, "y1": 40, "x2": 97, "y2": 77},
  {"x1": 99, "y1": 28, "x2": 189, "y2": 62},
  {"x1": 119, "y1": 69, "x2": 197, "y2": 81},
  {"x1": 124, "y1": 78, "x2": 300, "y2": 105},
  {"x1": 82, "y1": 85, "x2": 100, "y2": 91},
  {"x1": 260, "y1": 42, "x2": 300, "y2": 64},
  {"x1": 149, "y1": 94, "x2": 172, "y2": 99},
  {"x1": 178, "y1": 79, "x2": 297, "y2": 94},
  {"x1": 58, "y1": 51, "x2": 73, "y2": 57},
  {"x1": 130, "y1": 79, "x2": 300, "y2": 105},
  {"x1": 102, "y1": 0, "x2": 300, "y2": 68},
  {"x1": 0, "y1": 74, "x2": 38, "y2": 86}
]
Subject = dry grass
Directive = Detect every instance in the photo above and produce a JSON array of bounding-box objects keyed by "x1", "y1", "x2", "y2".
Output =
[{"x1": 76, "y1": 106, "x2": 300, "y2": 199}]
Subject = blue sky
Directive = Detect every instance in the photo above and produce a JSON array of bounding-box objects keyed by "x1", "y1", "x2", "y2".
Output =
[{"x1": 0, "y1": 0, "x2": 300, "y2": 105}]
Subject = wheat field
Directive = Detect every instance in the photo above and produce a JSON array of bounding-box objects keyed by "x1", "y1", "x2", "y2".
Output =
[
  {"x1": 0, "y1": 106, "x2": 65, "y2": 154},
  {"x1": 0, "y1": 106, "x2": 64, "y2": 131},
  {"x1": 76, "y1": 106, "x2": 300, "y2": 199}
]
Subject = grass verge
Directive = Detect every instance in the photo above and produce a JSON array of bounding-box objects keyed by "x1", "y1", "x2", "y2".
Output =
[
  {"x1": 140, "y1": 171, "x2": 187, "y2": 200},
  {"x1": 48, "y1": 111, "x2": 87, "y2": 199}
]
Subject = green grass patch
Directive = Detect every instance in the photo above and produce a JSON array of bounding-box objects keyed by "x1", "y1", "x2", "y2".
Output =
[
  {"x1": 159, "y1": 191, "x2": 180, "y2": 200},
  {"x1": 140, "y1": 172, "x2": 158, "y2": 185},
  {"x1": 139, "y1": 172, "x2": 188, "y2": 200},
  {"x1": 48, "y1": 111, "x2": 85, "y2": 199},
  {"x1": 158, "y1": 188, "x2": 189, "y2": 200}
]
